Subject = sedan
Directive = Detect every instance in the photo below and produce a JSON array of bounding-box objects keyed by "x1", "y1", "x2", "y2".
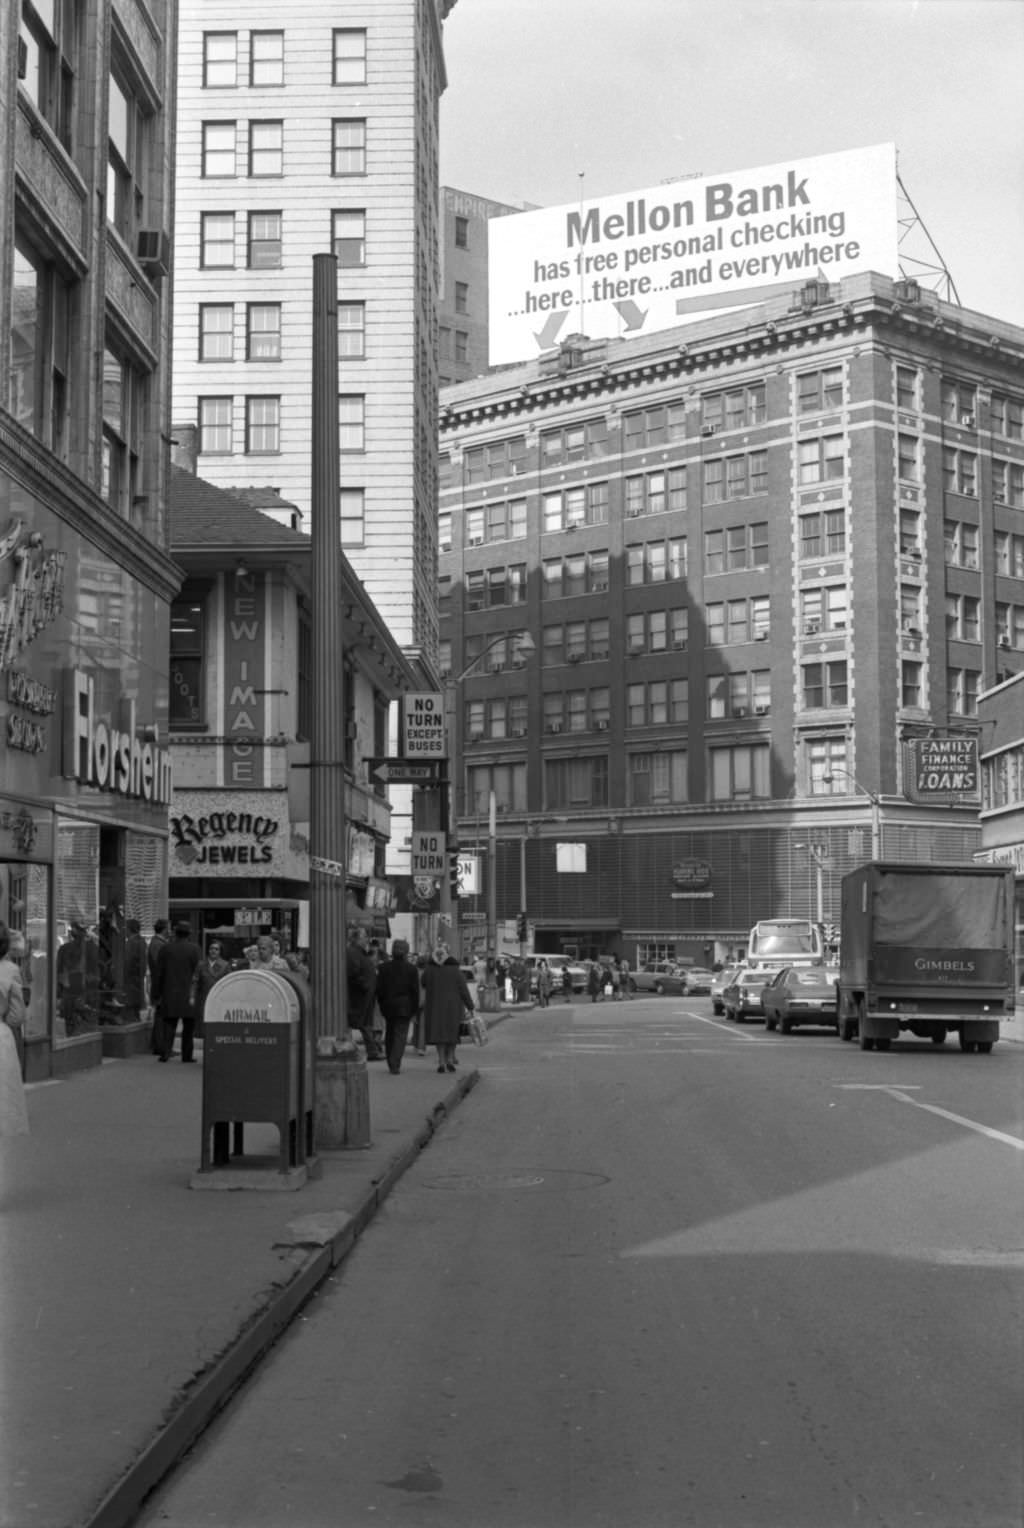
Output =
[
  {"x1": 711, "y1": 964, "x2": 742, "y2": 1014},
  {"x1": 630, "y1": 962, "x2": 689, "y2": 996},
  {"x1": 722, "y1": 968, "x2": 772, "y2": 1021},
  {"x1": 680, "y1": 966, "x2": 714, "y2": 996},
  {"x1": 762, "y1": 965, "x2": 839, "y2": 1033}
]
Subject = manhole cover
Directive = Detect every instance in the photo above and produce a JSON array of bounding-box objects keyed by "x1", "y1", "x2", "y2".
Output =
[{"x1": 424, "y1": 1169, "x2": 609, "y2": 1192}]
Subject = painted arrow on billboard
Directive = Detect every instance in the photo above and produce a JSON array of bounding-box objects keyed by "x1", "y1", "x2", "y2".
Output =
[
  {"x1": 615, "y1": 298, "x2": 647, "y2": 332},
  {"x1": 369, "y1": 758, "x2": 441, "y2": 786},
  {"x1": 534, "y1": 311, "x2": 568, "y2": 349}
]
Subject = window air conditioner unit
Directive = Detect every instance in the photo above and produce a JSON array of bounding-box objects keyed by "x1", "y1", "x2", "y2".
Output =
[
  {"x1": 468, "y1": 728, "x2": 485, "y2": 740},
  {"x1": 137, "y1": 230, "x2": 171, "y2": 278},
  {"x1": 17, "y1": 37, "x2": 28, "y2": 78},
  {"x1": 547, "y1": 721, "x2": 563, "y2": 733},
  {"x1": 489, "y1": 662, "x2": 505, "y2": 673},
  {"x1": 907, "y1": 548, "x2": 922, "y2": 560},
  {"x1": 803, "y1": 620, "x2": 820, "y2": 634},
  {"x1": 672, "y1": 640, "x2": 687, "y2": 651},
  {"x1": 733, "y1": 706, "x2": 748, "y2": 717},
  {"x1": 468, "y1": 535, "x2": 483, "y2": 546},
  {"x1": 567, "y1": 652, "x2": 581, "y2": 664},
  {"x1": 904, "y1": 625, "x2": 922, "y2": 638},
  {"x1": 701, "y1": 424, "x2": 716, "y2": 437},
  {"x1": 960, "y1": 413, "x2": 976, "y2": 428},
  {"x1": 999, "y1": 637, "x2": 1011, "y2": 649},
  {"x1": 755, "y1": 631, "x2": 769, "y2": 640},
  {"x1": 594, "y1": 720, "x2": 609, "y2": 731},
  {"x1": 626, "y1": 507, "x2": 642, "y2": 517},
  {"x1": 510, "y1": 727, "x2": 526, "y2": 737},
  {"x1": 755, "y1": 704, "x2": 769, "y2": 715}
]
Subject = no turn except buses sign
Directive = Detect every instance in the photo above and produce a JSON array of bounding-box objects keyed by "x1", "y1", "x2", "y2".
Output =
[{"x1": 401, "y1": 693, "x2": 446, "y2": 758}]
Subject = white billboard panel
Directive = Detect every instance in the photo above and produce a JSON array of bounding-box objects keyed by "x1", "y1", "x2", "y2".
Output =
[{"x1": 488, "y1": 144, "x2": 898, "y2": 364}]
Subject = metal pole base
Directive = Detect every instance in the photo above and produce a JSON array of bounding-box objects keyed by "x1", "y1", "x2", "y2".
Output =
[{"x1": 314, "y1": 1054, "x2": 371, "y2": 1150}]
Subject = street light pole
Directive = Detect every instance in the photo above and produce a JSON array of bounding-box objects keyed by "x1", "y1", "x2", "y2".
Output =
[
  {"x1": 795, "y1": 842, "x2": 826, "y2": 923},
  {"x1": 823, "y1": 766, "x2": 882, "y2": 860}
]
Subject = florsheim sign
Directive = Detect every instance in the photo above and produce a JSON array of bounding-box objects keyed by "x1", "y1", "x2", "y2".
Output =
[{"x1": 488, "y1": 143, "x2": 897, "y2": 363}]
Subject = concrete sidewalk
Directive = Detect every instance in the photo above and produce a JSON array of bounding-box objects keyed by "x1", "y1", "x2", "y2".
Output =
[{"x1": 2, "y1": 1018, "x2": 511, "y2": 1528}]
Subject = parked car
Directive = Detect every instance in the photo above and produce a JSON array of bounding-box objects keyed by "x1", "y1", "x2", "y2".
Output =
[
  {"x1": 527, "y1": 954, "x2": 587, "y2": 996},
  {"x1": 710, "y1": 964, "x2": 742, "y2": 1014},
  {"x1": 762, "y1": 965, "x2": 839, "y2": 1033},
  {"x1": 722, "y1": 967, "x2": 772, "y2": 1021},
  {"x1": 631, "y1": 962, "x2": 689, "y2": 995},
  {"x1": 680, "y1": 966, "x2": 714, "y2": 996}
]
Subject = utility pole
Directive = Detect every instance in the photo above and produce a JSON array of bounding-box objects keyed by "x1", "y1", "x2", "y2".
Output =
[{"x1": 309, "y1": 251, "x2": 368, "y2": 1149}]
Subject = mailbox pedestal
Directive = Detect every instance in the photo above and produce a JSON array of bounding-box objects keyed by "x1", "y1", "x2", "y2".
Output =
[{"x1": 192, "y1": 970, "x2": 316, "y2": 1191}]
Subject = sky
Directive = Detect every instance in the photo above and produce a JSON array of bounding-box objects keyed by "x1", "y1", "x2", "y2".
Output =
[{"x1": 439, "y1": 0, "x2": 1024, "y2": 330}]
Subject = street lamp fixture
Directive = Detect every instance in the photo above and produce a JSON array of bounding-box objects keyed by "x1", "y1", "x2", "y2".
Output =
[
  {"x1": 453, "y1": 629, "x2": 535, "y2": 686},
  {"x1": 794, "y1": 841, "x2": 827, "y2": 923},
  {"x1": 822, "y1": 767, "x2": 881, "y2": 859}
]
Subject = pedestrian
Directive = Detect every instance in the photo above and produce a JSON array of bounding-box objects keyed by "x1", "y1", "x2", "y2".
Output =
[
  {"x1": 587, "y1": 959, "x2": 602, "y2": 1003},
  {"x1": 374, "y1": 939, "x2": 421, "y2": 1074},
  {"x1": 151, "y1": 922, "x2": 202, "y2": 1063},
  {"x1": 619, "y1": 953, "x2": 632, "y2": 998},
  {"x1": 122, "y1": 918, "x2": 148, "y2": 1024},
  {"x1": 422, "y1": 950, "x2": 474, "y2": 1073},
  {"x1": 147, "y1": 918, "x2": 169, "y2": 1052},
  {"x1": 250, "y1": 934, "x2": 289, "y2": 972},
  {"x1": 194, "y1": 939, "x2": 231, "y2": 1034},
  {"x1": 0, "y1": 928, "x2": 29, "y2": 1135},
  {"x1": 608, "y1": 958, "x2": 622, "y2": 1001},
  {"x1": 347, "y1": 926, "x2": 383, "y2": 1058},
  {"x1": 536, "y1": 958, "x2": 553, "y2": 1008}
]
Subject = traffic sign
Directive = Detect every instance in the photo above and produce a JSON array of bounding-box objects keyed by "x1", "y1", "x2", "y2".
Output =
[
  {"x1": 369, "y1": 757, "x2": 441, "y2": 786},
  {"x1": 411, "y1": 830, "x2": 446, "y2": 876}
]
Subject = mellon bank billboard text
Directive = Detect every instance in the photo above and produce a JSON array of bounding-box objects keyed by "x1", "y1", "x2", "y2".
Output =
[{"x1": 488, "y1": 144, "x2": 898, "y2": 364}]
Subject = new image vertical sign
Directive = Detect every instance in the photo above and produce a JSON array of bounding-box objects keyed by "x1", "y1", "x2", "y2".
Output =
[{"x1": 402, "y1": 692, "x2": 446, "y2": 758}]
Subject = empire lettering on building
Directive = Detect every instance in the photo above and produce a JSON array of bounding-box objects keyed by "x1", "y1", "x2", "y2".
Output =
[{"x1": 65, "y1": 670, "x2": 173, "y2": 804}]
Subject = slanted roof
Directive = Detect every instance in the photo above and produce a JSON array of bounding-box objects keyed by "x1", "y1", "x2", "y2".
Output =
[{"x1": 168, "y1": 466, "x2": 310, "y2": 553}]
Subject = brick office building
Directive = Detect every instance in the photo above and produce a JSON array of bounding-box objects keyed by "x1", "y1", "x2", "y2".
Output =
[{"x1": 439, "y1": 272, "x2": 1024, "y2": 967}]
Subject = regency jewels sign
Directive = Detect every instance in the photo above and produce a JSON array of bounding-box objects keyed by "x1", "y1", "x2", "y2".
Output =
[{"x1": 488, "y1": 143, "x2": 898, "y2": 363}]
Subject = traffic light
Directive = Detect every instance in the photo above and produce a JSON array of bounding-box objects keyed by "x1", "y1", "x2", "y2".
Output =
[
  {"x1": 448, "y1": 851, "x2": 461, "y2": 900},
  {"x1": 516, "y1": 911, "x2": 528, "y2": 942}
]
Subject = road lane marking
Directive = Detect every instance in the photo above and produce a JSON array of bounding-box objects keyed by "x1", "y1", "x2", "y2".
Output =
[{"x1": 836, "y1": 1084, "x2": 1024, "y2": 1151}]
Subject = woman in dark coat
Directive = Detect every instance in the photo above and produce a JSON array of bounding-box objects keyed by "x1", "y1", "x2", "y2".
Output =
[{"x1": 421, "y1": 953, "x2": 474, "y2": 1073}]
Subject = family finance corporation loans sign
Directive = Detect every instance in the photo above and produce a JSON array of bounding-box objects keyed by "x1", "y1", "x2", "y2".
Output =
[{"x1": 488, "y1": 143, "x2": 898, "y2": 363}]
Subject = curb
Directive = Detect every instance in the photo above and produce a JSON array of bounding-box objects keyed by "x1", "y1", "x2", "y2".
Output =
[{"x1": 80, "y1": 1070, "x2": 480, "y2": 1528}]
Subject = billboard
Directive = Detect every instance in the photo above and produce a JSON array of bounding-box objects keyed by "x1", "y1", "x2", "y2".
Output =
[{"x1": 488, "y1": 144, "x2": 898, "y2": 364}]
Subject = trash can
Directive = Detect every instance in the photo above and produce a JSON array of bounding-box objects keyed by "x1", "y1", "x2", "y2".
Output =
[{"x1": 198, "y1": 969, "x2": 314, "y2": 1177}]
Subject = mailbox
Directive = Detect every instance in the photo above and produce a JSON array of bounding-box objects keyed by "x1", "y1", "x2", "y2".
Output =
[{"x1": 199, "y1": 969, "x2": 314, "y2": 1176}]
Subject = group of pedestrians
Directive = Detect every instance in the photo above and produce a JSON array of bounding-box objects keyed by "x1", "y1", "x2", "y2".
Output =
[
  {"x1": 586, "y1": 954, "x2": 630, "y2": 1002},
  {"x1": 347, "y1": 928, "x2": 476, "y2": 1075}
]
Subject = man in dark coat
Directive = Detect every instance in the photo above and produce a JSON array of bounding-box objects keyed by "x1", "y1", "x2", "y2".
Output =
[
  {"x1": 347, "y1": 926, "x2": 383, "y2": 1059},
  {"x1": 373, "y1": 939, "x2": 422, "y2": 1074},
  {"x1": 151, "y1": 922, "x2": 201, "y2": 1063},
  {"x1": 422, "y1": 952, "x2": 474, "y2": 1073},
  {"x1": 122, "y1": 918, "x2": 148, "y2": 1024},
  {"x1": 147, "y1": 918, "x2": 169, "y2": 1053}
]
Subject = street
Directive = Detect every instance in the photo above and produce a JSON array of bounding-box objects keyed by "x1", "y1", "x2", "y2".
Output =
[{"x1": 135, "y1": 998, "x2": 1024, "y2": 1528}]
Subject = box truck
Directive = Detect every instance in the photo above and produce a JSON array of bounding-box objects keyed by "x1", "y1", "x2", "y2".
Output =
[{"x1": 837, "y1": 862, "x2": 1015, "y2": 1053}]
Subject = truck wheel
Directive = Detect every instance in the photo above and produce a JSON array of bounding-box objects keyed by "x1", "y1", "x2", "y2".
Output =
[
  {"x1": 930, "y1": 1028, "x2": 947, "y2": 1045},
  {"x1": 859, "y1": 1032, "x2": 875, "y2": 1051},
  {"x1": 958, "y1": 1031, "x2": 977, "y2": 1053},
  {"x1": 977, "y1": 1041, "x2": 994, "y2": 1054},
  {"x1": 875, "y1": 1037, "x2": 891, "y2": 1052}
]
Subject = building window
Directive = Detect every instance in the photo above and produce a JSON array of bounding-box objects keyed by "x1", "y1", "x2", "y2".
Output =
[
  {"x1": 467, "y1": 763, "x2": 527, "y2": 815},
  {"x1": 807, "y1": 737, "x2": 849, "y2": 795},
  {"x1": 203, "y1": 32, "x2": 237, "y2": 87},
  {"x1": 990, "y1": 394, "x2": 1024, "y2": 441},
  {"x1": 454, "y1": 281, "x2": 469, "y2": 315},
  {"x1": 802, "y1": 660, "x2": 848, "y2": 710},
  {"x1": 946, "y1": 594, "x2": 980, "y2": 642},
  {"x1": 994, "y1": 530, "x2": 1024, "y2": 579},
  {"x1": 623, "y1": 402, "x2": 685, "y2": 450},
  {"x1": 339, "y1": 394, "x2": 365, "y2": 451},
  {"x1": 107, "y1": 69, "x2": 150, "y2": 243},
  {"x1": 19, "y1": 0, "x2": 79, "y2": 150},
  {"x1": 899, "y1": 509, "x2": 922, "y2": 557},
  {"x1": 544, "y1": 757, "x2": 608, "y2": 810},
  {"x1": 709, "y1": 744, "x2": 770, "y2": 801},
  {"x1": 540, "y1": 417, "x2": 611, "y2": 465},
  {"x1": 199, "y1": 396, "x2": 232, "y2": 454},
  {"x1": 800, "y1": 585, "x2": 847, "y2": 635},
  {"x1": 170, "y1": 593, "x2": 206, "y2": 727},
  {"x1": 799, "y1": 507, "x2": 845, "y2": 559},
  {"x1": 338, "y1": 302, "x2": 365, "y2": 358},
  {"x1": 250, "y1": 31, "x2": 284, "y2": 87},
  {"x1": 333, "y1": 29, "x2": 367, "y2": 85},
  {"x1": 625, "y1": 467, "x2": 686, "y2": 517},
  {"x1": 245, "y1": 396, "x2": 279, "y2": 453},
  {"x1": 454, "y1": 330, "x2": 468, "y2": 362},
  {"x1": 704, "y1": 523, "x2": 766, "y2": 574},
  {"x1": 707, "y1": 671, "x2": 769, "y2": 720},
  {"x1": 702, "y1": 383, "x2": 766, "y2": 430},
  {"x1": 895, "y1": 365, "x2": 920, "y2": 412},
  {"x1": 707, "y1": 451, "x2": 767, "y2": 500},
  {"x1": 201, "y1": 212, "x2": 235, "y2": 268},
  {"x1": 543, "y1": 482, "x2": 609, "y2": 531},
  {"x1": 629, "y1": 750, "x2": 688, "y2": 806},
  {"x1": 338, "y1": 488, "x2": 365, "y2": 547},
  {"x1": 626, "y1": 538, "x2": 686, "y2": 585},
  {"x1": 9, "y1": 238, "x2": 71, "y2": 454},
  {"x1": 465, "y1": 498, "x2": 527, "y2": 546},
  {"x1": 200, "y1": 304, "x2": 233, "y2": 361},
  {"x1": 101, "y1": 345, "x2": 145, "y2": 516},
  {"x1": 941, "y1": 377, "x2": 977, "y2": 424},
  {"x1": 901, "y1": 660, "x2": 923, "y2": 708},
  {"x1": 249, "y1": 120, "x2": 283, "y2": 176},
  {"x1": 454, "y1": 215, "x2": 469, "y2": 249},
  {"x1": 797, "y1": 366, "x2": 843, "y2": 413},
  {"x1": 247, "y1": 212, "x2": 282, "y2": 268},
  {"x1": 943, "y1": 519, "x2": 980, "y2": 568},
  {"x1": 798, "y1": 435, "x2": 845, "y2": 485},
  {"x1": 464, "y1": 436, "x2": 528, "y2": 482},
  {"x1": 947, "y1": 669, "x2": 980, "y2": 718},
  {"x1": 202, "y1": 121, "x2": 236, "y2": 177},
  {"x1": 993, "y1": 460, "x2": 1024, "y2": 508},
  {"x1": 246, "y1": 303, "x2": 281, "y2": 360},
  {"x1": 943, "y1": 448, "x2": 977, "y2": 497},
  {"x1": 332, "y1": 210, "x2": 366, "y2": 267},
  {"x1": 897, "y1": 434, "x2": 920, "y2": 483},
  {"x1": 332, "y1": 119, "x2": 366, "y2": 176}
]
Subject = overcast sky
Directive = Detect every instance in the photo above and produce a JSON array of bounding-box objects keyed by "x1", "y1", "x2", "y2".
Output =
[{"x1": 439, "y1": 0, "x2": 1024, "y2": 329}]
